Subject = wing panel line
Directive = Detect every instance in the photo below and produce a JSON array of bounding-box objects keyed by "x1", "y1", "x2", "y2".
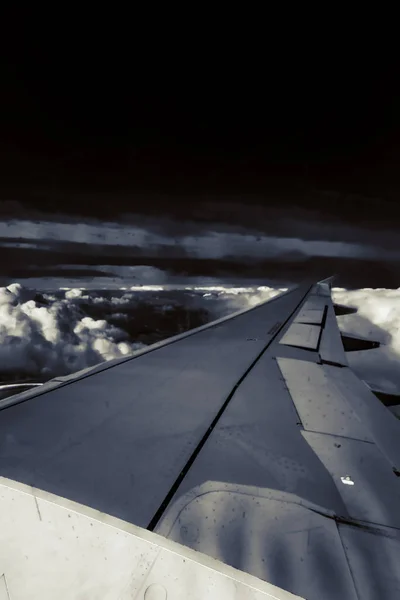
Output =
[{"x1": 147, "y1": 284, "x2": 313, "y2": 531}]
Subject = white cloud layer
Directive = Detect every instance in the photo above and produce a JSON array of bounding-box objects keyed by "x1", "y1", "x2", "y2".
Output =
[
  {"x1": 331, "y1": 288, "x2": 400, "y2": 392},
  {"x1": 0, "y1": 283, "x2": 399, "y2": 398},
  {"x1": 0, "y1": 284, "x2": 145, "y2": 381}
]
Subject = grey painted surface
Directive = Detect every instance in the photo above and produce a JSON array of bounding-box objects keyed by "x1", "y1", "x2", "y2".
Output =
[
  {"x1": 2, "y1": 277, "x2": 400, "y2": 598},
  {"x1": 0, "y1": 478, "x2": 301, "y2": 599},
  {"x1": 0, "y1": 285, "x2": 309, "y2": 528},
  {"x1": 277, "y1": 358, "x2": 370, "y2": 441},
  {"x1": 319, "y1": 303, "x2": 348, "y2": 366},
  {"x1": 279, "y1": 323, "x2": 320, "y2": 350},
  {"x1": 327, "y1": 365, "x2": 400, "y2": 469},
  {"x1": 156, "y1": 353, "x2": 348, "y2": 516},
  {"x1": 156, "y1": 482, "x2": 358, "y2": 600},
  {"x1": 312, "y1": 282, "x2": 331, "y2": 296},
  {"x1": 293, "y1": 294, "x2": 326, "y2": 324},
  {"x1": 155, "y1": 279, "x2": 400, "y2": 598},
  {"x1": 303, "y1": 431, "x2": 400, "y2": 528},
  {"x1": 339, "y1": 523, "x2": 400, "y2": 599}
]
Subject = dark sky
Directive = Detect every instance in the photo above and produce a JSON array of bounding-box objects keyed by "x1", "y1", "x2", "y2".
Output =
[
  {"x1": 2, "y1": 30, "x2": 399, "y2": 220},
  {"x1": 1, "y1": 28, "x2": 400, "y2": 288}
]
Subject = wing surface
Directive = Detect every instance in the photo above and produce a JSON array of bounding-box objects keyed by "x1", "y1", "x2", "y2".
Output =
[{"x1": 1, "y1": 278, "x2": 400, "y2": 599}]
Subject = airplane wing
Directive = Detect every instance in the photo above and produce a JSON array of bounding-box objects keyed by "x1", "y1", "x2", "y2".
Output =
[{"x1": 1, "y1": 278, "x2": 400, "y2": 599}]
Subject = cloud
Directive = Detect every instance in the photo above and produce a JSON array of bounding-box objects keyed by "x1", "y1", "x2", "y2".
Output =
[
  {"x1": 0, "y1": 284, "x2": 145, "y2": 381},
  {"x1": 198, "y1": 286, "x2": 288, "y2": 317},
  {"x1": 1, "y1": 218, "x2": 398, "y2": 263},
  {"x1": 1, "y1": 282, "x2": 399, "y2": 402},
  {"x1": 331, "y1": 288, "x2": 400, "y2": 393},
  {"x1": 2, "y1": 214, "x2": 400, "y2": 291},
  {"x1": 0, "y1": 283, "x2": 285, "y2": 383}
]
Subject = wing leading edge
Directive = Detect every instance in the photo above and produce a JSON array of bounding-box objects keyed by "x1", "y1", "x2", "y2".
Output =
[{"x1": 1, "y1": 278, "x2": 400, "y2": 599}]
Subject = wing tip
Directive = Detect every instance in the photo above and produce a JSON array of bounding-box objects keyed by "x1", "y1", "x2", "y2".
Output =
[{"x1": 317, "y1": 275, "x2": 336, "y2": 288}]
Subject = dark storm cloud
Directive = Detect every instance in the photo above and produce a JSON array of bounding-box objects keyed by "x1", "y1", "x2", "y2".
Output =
[
  {"x1": 6, "y1": 267, "x2": 116, "y2": 280},
  {"x1": 1, "y1": 193, "x2": 400, "y2": 251},
  {"x1": 1, "y1": 239, "x2": 399, "y2": 289},
  {"x1": 1, "y1": 215, "x2": 398, "y2": 259},
  {"x1": 1, "y1": 202, "x2": 400, "y2": 289},
  {"x1": 2, "y1": 190, "x2": 400, "y2": 235}
]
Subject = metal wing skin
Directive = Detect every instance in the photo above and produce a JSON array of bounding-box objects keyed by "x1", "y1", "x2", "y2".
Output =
[{"x1": 1, "y1": 278, "x2": 400, "y2": 599}]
